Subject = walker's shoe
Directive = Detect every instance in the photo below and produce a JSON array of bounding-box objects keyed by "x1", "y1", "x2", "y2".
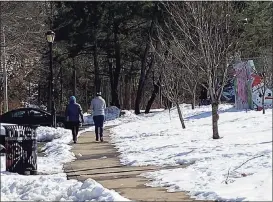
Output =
[
  {"x1": 100, "y1": 137, "x2": 103, "y2": 142},
  {"x1": 74, "y1": 137, "x2": 78, "y2": 143},
  {"x1": 73, "y1": 134, "x2": 77, "y2": 143},
  {"x1": 96, "y1": 138, "x2": 99, "y2": 141}
]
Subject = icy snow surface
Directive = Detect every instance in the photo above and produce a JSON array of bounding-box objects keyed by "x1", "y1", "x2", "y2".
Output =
[
  {"x1": 1, "y1": 126, "x2": 128, "y2": 201},
  {"x1": 110, "y1": 104, "x2": 272, "y2": 201}
]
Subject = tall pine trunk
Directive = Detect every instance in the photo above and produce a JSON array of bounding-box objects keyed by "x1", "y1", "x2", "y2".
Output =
[
  {"x1": 85, "y1": 81, "x2": 88, "y2": 111},
  {"x1": 93, "y1": 43, "x2": 100, "y2": 93},
  {"x1": 38, "y1": 83, "x2": 41, "y2": 107},
  {"x1": 112, "y1": 24, "x2": 121, "y2": 108},
  {"x1": 262, "y1": 93, "x2": 265, "y2": 114},
  {"x1": 145, "y1": 81, "x2": 160, "y2": 113},
  {"x1": 212, "y1": 102, "x2": 220, "y2": 139},
  {"x1": 191, "y1": 83, "x2": 197, "y2": 110},
  {"x1": 106, "y1": 18, "x2": 121, "y2": 108},
  {"x1": 93, "y1": 6, "x2": 100, "y2": 94},
  {"x1": 134, "y1": 54, "x2": 155, "y2": 114},
  {"x1": 124, "y1": 75, "x2": 130, "y2": 109},
  {"x1": 163, "y1": 96, "x2": 172, "y2": 109},
  {"x1": 176, "y1": 102, "x2": 186, "y2": 129},
  {"x1": 72, "y1": 57, "x2": 76, "y2": 96},
  {"x1": 262, "y1": 76, "x2": 266, "y2": 114},
  {"x1": 135, "y1": 43, "x2": 150, "y2": 114},
  {"x1": 60, "y1": 66, "x2": 63, "y2": 109},
  {"x1": 191, "y1": 93, "x2": 196, "y2": 110},
  {"x1": 135, "y1": 12, "x2": 156, "y2": 115}
]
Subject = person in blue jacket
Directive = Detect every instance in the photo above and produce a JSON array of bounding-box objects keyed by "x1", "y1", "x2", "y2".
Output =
[{"x1": 65, "y1": 96, "x2": 84, "y2": 143}]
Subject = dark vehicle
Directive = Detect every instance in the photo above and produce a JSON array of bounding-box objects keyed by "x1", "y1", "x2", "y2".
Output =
[{"x1": 0, "y1": 108, "x2": 66, "y2": 127}]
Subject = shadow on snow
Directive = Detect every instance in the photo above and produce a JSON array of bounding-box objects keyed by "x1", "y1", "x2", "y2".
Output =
[{"x1": 185, "y1": 106, "x2": 250, "y2": 120}]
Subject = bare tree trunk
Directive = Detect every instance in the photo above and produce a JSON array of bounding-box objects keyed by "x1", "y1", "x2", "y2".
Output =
[
  {"x1": 106, "y1": 23, "x2": 121, "y2": 108},
  {"x1": 130, "y1": 80, "x2": 133, "y2": 110},
  {"x1": 94, "y1": 40, "x2": 100, "y2": 93},
  {"x1": 85, "y1": 81, "x2": 88, "y2": 111},
  {"x1": 2, "y1": 26, "x2": 8, "y2": 112},
  {"x1": 163, "y1": 96, "x2": 172, "y2": 109},
  {"x1": 60, "y1": 66, "x2": 63, "y2": 108},
  {"x1": 191, "y1": 93, "x2": 196, "y2": 110},
  {"x1": 72, "y1": 57, "x2": 76, "y2": 96},
  {"x1": 38, "y1": 83, "x2": 41, "y2": 107},
  {"x1": 262, "y1": 82, "x2": 266, "y2": 114},
  {"x1": 135, "y1": 14, "x2": 157, "y2": 115},
  {"x1": 135, "y1": 55, "x2": 155, "y2": 114},
  {"x1": 159, "y1": 85, "x2": 162, "y2": 108},
  {"x1": 119, "y1": 74, "x2": 123, "y2": 108},
  {"x1": 107, "y1": 80, "x2": 110, "y2": 106},
  {"x1": 135, "y1": 42, "x2": 151, "y2": 114},
  {"x1": 262, "y1": 69, "x2": 266, "y2": 114},
  {"x1": 131, "y1": 78, "x2": 136, "y2": 110},
  {"x1": 93, "y1": 6, "x2": 100, "y2": 94},
  {"x1": 145, "y1": 80, "x2": 160, "y2": 113},
  {"x1": 212, "y1": 102, "x2": 220, "y2": 139},
  {"x1": 112, "y1": 24, "x2": 121, "y2": 108},
  {"x1": 191, "y1": 83, "x2": 197, "y2": 110},
  {"x1": 124, "y1": 75, "x2": 130, "y2": 109},
  {"x1": 176, "y1": 102, "x2": 186, "y2": 129}
]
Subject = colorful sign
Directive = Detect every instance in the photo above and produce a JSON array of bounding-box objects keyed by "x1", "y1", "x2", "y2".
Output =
[
  {"x1": 233, "y1": 60, "x2": 272, "y2": 110},
  {"x1": 251, "y1": 74, "x2": 273, "y2": 110}
]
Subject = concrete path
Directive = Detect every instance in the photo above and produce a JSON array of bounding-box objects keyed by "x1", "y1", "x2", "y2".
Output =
[{"x1": 64, "y1": 128, "x2": 204, "y2": 201}]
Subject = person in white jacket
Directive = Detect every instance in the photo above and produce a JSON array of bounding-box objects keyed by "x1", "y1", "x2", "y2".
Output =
[{"x1": 90, "y1": 92, "x2": 106, "y2": 142}]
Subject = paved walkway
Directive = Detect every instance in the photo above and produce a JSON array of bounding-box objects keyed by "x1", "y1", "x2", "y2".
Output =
[{"x1": 64, "y1": 128, "x2": 203, "y2": 201}]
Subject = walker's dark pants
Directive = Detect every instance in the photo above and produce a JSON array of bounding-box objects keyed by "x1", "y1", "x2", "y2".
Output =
[
  {"x1": 66, "y1": 121, "x2": 80, "y2": 142},
  {"x1": 93, "y1": 115, "x2": 105, "y2": 140}
]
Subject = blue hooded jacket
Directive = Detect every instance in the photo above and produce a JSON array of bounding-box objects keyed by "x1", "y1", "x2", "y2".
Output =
[{"x1": 65, "y1": 96, "x2": 83, "y2": 122}]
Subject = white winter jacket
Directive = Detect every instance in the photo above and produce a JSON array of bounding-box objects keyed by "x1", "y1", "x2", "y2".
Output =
[{"x1": 91, "y1": 96, "x2": 106, "y2": 116}]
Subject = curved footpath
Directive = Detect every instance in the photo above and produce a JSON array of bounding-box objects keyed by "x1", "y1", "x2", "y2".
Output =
[{"x1": 64, "y1": 127, "x2": 208, "y2": 201}]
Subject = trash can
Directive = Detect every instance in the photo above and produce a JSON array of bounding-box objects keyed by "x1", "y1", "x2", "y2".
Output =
[{"x1": 3, "y1": 125, "x2": 39, "y2": 175}]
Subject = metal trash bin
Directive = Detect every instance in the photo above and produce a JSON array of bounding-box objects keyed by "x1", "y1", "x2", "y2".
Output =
[{"x1": 3, "y1": 125, "x2": 39, "y2": 175}]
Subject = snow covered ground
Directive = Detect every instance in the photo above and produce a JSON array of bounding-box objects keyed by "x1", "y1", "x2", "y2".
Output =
[
  {"x1": 110, "y1": 104, "x2": 272, "y2": 201},
  {"x1": 0, "y1": 126, "x2": 128, "y2": 201},
  {"x1": 1, "y1": 104, "x2": 271, "y2": 201}
]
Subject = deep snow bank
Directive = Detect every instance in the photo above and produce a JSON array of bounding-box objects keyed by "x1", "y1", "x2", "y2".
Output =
[{"x1": 1, "y1": 126, "x2": 129, "y2": 201}]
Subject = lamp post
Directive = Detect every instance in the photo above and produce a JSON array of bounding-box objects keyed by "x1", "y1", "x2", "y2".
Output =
[{"x1": 46, "y1": 30, "x2": 56, "y2": 128}]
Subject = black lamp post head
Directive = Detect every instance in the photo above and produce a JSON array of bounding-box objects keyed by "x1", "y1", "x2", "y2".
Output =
[{"x1": 46, "y1": 30, "x2": 55, "y2": 43}]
